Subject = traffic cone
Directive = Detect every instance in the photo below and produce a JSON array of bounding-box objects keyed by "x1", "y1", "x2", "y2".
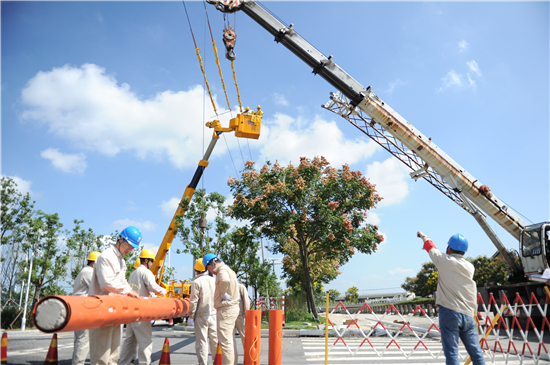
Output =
[
  {"x1": 44, "y1": 334, "x2": 58, "y2": 364},
  {"x1": 159, "y1": 338, "x2": 171, "y2": 365},
  {"x1": 213, "y1": 343, "x2": 222, "y2": 365},
  {"x1": 1, "y1": 332, "x2": 7, "y2": 364}
]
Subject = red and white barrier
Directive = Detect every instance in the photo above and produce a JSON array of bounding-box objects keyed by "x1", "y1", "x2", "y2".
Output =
[{"x1": 324, "y1": 290, "x2": 550, "y2": 364}]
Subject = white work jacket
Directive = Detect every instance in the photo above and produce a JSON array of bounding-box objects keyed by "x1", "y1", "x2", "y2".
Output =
[
  {"x1": 128, "y1": 265, "x2": 167, "y2": 298},
  {"x1": 213, "y1": 263, "x2": 240, "y2": 310},
  {"x1": 189, "y1": 272, "x2": 217, "y2": 319},
  {"x1": 427, "y1": 244, "x2": 477, "y2": 318},
  {"x1": 89, "y1": 245, "x2": 132, "y2": 296},
  {"x1": 73, "y1": 265, "x2": 94, "y2": 296}
]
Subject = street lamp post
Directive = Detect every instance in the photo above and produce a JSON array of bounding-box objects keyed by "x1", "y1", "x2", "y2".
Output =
[
  {"x1": 20, "y1": 248, "x2": 34, "y2": 331},
  {"x1": 21, "y1": 248, "x2": 42, "y2": 331}
]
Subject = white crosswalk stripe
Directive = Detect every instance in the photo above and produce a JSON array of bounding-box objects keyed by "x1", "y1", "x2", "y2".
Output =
[{"x1": 301, "y1": 338, "x2": 550, "y2": 365}]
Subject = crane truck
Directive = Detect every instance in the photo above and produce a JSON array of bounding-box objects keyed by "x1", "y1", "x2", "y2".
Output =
[
  {"x1": 150, "y1": 106, "x2": 262, "y2": 322},
  {"x1": 206, "y1": 0, "x2": 549, "y2": 317}
]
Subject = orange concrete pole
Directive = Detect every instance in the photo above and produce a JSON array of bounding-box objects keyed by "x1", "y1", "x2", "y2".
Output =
[
  {"x1": 268, "y1": 309, "x2": 283, "y2": 365},
  {"x1": 32, "y1": 295, "x2": 190, "y2": 333},
  {"x1": 243, "y1": 310, "x2": 261, "y2": 365}
]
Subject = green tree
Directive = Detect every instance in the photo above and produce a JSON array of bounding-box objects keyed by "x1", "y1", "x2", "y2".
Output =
[
  {"x1": 1, "y1": 177, "x2": 35, "y2": 307},
  {"x1": 23, "y1": 211, "x2": 68, "y2": 310},
  {"x1": 468, "y1": 256, "x2": 508, "y2": 287},
  {"x1": 401, "y1": 262, "x2": 438, "y2": 297},
  {"x1": 66, "y1": 220, "x2": 108, "y2": 282},
  {"x1": 328, "y1": 289, "x2": 340, "y2": 302},
  {"x1": 175, "y1": 189, "x2": 229, "y2": 259},
  {"x1": 345, "y1": 286, "x2": 359, "y2": 303},
  {"x1": 228, "y1": 157, "x2": 383, "y2": 320}
]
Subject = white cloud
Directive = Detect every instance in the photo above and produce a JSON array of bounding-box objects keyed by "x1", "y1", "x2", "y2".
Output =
[
  {"x1": 159, "y1": 197, "x2": 180, "y2": 216},
  {"x1": 388, "y1": 267, "x2": 416, "y2": 276},
  {"x1": 438, "y1": 70, "x2": 462, "y2": 92},
  {"x1": 365, "y1": 157, "x2": 409, "y2": 207},
  {"x1": 366, "y1": 211, "x2": 381, "y2": 226},
  {"x1": 41, "y1": 148, "x2": 87, "y2": 174},
  {"x1": 273, "y1": 93, "x2": 289, "y2": 107},
  {"x1": 467, "y1": 60, "x2": 481, "y2": 76},
  {"x1": 20, "y1": 64, "x2": 230, "y2": 170},
  {"x1": 113, "y1": 219, "x2": 157, "y2": 232},
  {"x1": 258, "y1": 113, "x2": 378, "y2": 167},
  {"x1": 458, "y1": 40, "x2": 469, "y2": 53},
  {"x1": 467, "y1": 74, "x2": 477, "y2": 88},
  {"x1": 387, "y1": 78, "x2": 404, "y2": 94},
  {"x1": 4, "y1": 175, "x2": 33, "y2": 196}
]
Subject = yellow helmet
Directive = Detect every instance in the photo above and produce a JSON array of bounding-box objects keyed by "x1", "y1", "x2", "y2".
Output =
[
  {"x1": 139, "y1": 249, "x2": 155, "y2": 260},
  {"x1": 194, "y1": 258, "x2": 205, "y2": 272},
  {"x1": 133, "y1": 257, "x2": 141, "y2": 269},
  {"x1": 87, "y1": 251, "x2": 101, "y2": 261}
]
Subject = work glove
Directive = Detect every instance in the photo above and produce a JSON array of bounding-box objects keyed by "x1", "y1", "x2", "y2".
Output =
[{"x1": 221, "y1": 293, "x2": 233, "y2": 301}]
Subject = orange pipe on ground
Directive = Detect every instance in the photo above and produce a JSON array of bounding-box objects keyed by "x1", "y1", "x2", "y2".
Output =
[
  {"x1": 32, "y1": 295, "x2": 190, "y2": 334},
  {"x1": 243, "y1": 310, "x2": 261, "y2": 365},
  {"x1": 268, "y1": 309, "x2": 283, "y2": 365}
]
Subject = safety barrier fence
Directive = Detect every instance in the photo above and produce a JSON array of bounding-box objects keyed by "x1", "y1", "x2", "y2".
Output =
[{"x1": 323, "y1": 289, "x2": 550, "y2": 365}]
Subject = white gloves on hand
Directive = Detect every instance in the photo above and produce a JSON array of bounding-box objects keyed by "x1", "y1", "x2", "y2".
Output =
[{"x1": 221, "y1": 293, "x2": 233, "y2": 301}]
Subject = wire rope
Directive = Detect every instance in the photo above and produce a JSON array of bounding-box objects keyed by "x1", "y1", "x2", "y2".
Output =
[{"x1": 183, "y1": 0, "x2": 218, "y2": 117}]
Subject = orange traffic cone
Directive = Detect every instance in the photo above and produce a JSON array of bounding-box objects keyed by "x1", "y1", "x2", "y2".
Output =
[
  {"x1": 45, "y1": 334, "x2": 58, "y2": 363},
  {"x1": 213, "y1": 343, "x2": 222, "y2": 365},
  {"x1": 1, "y1": 332, "x2": 7, "y2": 364},
  {"x1": 159, "y1": 338, "x2": 171, "y2": 365}
]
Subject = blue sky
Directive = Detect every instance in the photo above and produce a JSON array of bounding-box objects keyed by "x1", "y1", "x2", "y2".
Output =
[{"x1": 2, "y1": 1, "x2": 548, "y2": 296}]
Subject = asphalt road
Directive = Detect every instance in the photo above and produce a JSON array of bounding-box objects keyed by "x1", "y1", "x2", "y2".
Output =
[
  {"x1": 2, "y1": 322, "x2": 306, "y2": 365},
  {"x1": 3, "y1": 321, "x2": 550, "y2": 365}
]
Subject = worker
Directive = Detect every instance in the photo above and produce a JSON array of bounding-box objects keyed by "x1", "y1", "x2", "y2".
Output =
[
  {"x1": 234, "y1": 279, "x2": 250, "y2": 365},
  {"x1": 119, "y1": 249, "x2": 167, "y2": 365},
  {"x1": 189, "y1": 258, "x2": 218, "y2": 365},
  {"x1": 203, "y1": 253, "x2": 240, "y2": 365},
  {"x1": 72, "y1": 251, "x2": 101, "y2": 365},
  {"x1": 417, "y1": 231, "x2": 486, "y2": 365},
  {"x1": 88, "y1": 226, "x2": 141, "y2": 365}
]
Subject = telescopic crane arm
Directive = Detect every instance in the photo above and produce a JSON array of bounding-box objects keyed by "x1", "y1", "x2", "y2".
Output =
[
  {"x1": 152, "y1": 109, "x2": 262, "y2": 285},
  {"x1": 207, "y1": 0, "x2": 533, "y2": 277}
]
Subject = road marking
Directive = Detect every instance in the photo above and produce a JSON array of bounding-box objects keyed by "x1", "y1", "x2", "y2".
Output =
[{"x1": 8, "y1": 343, "x2": 73, "y2": 356}]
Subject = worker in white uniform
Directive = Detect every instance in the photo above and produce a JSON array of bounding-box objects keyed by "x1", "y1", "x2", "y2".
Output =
[
  {"x1": 88, "y1": 226, "x2": 141, "y2": 365},
  {"x1": 72, "y1": 251, "x2": 101, "y2": 365},
  {"x1": 189, "y1": 258, "x2": 218, "y2": 365},
  {"x1": 119, "y1": 249, "x2": 167, "y2": 365},
  {"x1": 203, "y1": 253, "x2": 240, "y2": 365},
  {"x1": 234, "y1": 280, "x2": 250, "y2": 365},
  {"x1": 417, "y1": 231, "x2": 486, "y2": 365}
]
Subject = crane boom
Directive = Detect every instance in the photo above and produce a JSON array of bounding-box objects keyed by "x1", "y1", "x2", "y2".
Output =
[{"x1": 207, "y1": 0, "x2": 531, "y2": 276}]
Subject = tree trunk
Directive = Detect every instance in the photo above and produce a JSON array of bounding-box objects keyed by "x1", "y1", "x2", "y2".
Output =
[{"x1": 297, "y1": 238, "x2": 318, "y2": 321}]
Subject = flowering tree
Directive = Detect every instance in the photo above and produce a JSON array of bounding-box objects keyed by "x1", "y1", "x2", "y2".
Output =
[{"x1": 228, "y1": 156, "x2": 383, "y2": 320}]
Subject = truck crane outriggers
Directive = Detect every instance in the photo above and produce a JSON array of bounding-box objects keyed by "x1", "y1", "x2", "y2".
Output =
[{"x1": 207, "y1": 0, "x2": 549, "y2": 310}]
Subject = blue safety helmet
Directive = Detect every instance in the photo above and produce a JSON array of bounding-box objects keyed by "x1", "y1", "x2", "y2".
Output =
[
  {"x1": 119, "y1": 226, "x2": 142, "y2": 249},
  {"x1": 447, "y1": 233, "x2": 468, "y2": 253},
  {"x1": 202, "y1": 253, "x2": 218, "y2": 269}
]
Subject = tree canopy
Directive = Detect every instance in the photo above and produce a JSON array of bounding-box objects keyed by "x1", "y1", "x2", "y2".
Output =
[{"x1": 228, "y1": 157, "x2": 383, "y2": 319}]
